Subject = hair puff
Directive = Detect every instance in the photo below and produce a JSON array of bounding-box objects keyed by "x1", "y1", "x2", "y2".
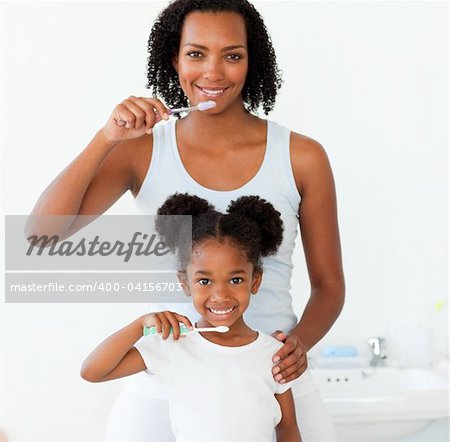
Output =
[
  {"x1": 155, "y1": 192, "x2": 283, "y2": 270},
  {"x1": 226, "y1": 195, "x2": 283, "y2": 256},
  {"x1": 155, "y1": 192, "x2": 214, "y2": 252}
]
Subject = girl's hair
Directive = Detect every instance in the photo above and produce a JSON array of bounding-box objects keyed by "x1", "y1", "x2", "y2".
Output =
[
  {"x1": 155, "y1": 193, "x2": 284, "y2": 271},
  {"x1": 146, "y1": 0, "x2": 282, "y2": 115}
]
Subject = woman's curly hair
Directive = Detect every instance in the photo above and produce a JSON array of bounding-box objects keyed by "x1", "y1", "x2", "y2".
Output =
[
  {"x1": 155, "y1": 193, "x2": 284, "y2": 271},
  {"x1": 146, "y1": 0, "x2": 282, "y2": 115}
]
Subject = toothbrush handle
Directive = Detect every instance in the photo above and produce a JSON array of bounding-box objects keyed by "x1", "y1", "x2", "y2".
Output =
[
  {"x1": 168, "y1": 106, "x2": 197, "y2": 115},
  {"x1": 143, "y1": 324, "x2": 191, "y2": 336}
]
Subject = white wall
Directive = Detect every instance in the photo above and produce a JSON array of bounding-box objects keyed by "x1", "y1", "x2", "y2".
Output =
[{"x1": 0, "y1": 1, "x2": 447, "y2": 441}]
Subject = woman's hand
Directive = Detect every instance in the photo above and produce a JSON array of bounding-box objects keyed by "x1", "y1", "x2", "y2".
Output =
[
  {"x1": 101, "y1": 96, "x2": 170, "y2": 144},
  {"x1": 141, "y1": 311, "x2": 193, "y2": 341},
  {"x1": 271, "y1": 331, "x2": 308, "y2": 383}
]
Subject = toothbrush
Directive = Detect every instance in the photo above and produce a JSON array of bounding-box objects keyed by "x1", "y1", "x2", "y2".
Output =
[
  {"x1": 168, "y1": 100, "x2": 216, "y2": 115},
  {"x1": 115, "y1": 100, "x2": 216, "y2": 126},
  {"x1": 143, "y1": 324, "x2": 229, "y2": 337}
]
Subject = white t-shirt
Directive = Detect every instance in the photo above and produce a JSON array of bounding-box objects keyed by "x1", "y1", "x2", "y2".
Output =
[{"x1": 134, "y1": 331, "x2": 293, "y2": 442}]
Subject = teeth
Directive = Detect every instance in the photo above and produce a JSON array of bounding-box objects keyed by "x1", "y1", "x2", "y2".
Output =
[
  {"x1": 209, "y1": 306, "x2": 234, "y2": 315},
  {"x1": 201, "y1": 88, "x2": 224, "y2": 96}
]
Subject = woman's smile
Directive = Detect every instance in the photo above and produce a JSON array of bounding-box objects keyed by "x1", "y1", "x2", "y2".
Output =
[{"x1": 195, "y1": 85, "x2": 229, "y2": 100}]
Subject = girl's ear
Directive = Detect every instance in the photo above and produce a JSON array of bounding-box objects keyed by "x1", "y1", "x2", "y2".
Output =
[
  {"x1": 177, "y1": 271, "x2": 191, "y2": 297},
  {"x1": 251, "y1": 270, "x2": 263, "y2": 295}
]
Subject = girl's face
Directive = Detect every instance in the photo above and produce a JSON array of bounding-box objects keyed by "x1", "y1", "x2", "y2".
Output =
[
  {"x1": 179, "y1": 239, "x2": 261, "y2": 329},
  {"x1": 172, "y1": 11, "x2": 249, "y2": 114}
]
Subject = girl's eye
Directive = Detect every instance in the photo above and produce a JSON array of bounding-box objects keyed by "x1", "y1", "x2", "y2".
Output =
[
  {"x1": 230, "y1": 277, "x2": 243, "y2": 284},
  {"x1": 198, "y1": 279, "x2": 210, "y2": 286}
]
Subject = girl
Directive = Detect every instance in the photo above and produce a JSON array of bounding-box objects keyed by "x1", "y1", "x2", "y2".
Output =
[
  {"x1": 27, "y1": 0, "x2": 344, "y2": 439},
  {"x1": 81, "y1": 193, "x2": 301, "y2": 442}
]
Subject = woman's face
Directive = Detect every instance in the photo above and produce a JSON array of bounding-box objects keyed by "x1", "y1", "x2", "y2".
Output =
[{"x1": 173, "y1": 11, "x2": 249, "y2": 114}]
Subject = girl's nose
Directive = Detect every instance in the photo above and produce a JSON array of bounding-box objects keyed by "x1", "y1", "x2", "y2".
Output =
[
  {"x1": 203, "y1": 58, "x2": 224, "y2": 82},
  {"x1": 210, "y1": 285, "x2": 230, "y2": 301}
]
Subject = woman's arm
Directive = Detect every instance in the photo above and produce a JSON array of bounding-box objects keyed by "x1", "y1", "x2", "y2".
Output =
[
  {"x1": 25, "y1": 97, "x2": 169, "y2": 239},
  {"x1": 275, "y1": 389, "x2": 302, "y2": 442},
  {"x1": 290, "y1": 133, "x2": 345, "y2": 350},
  {"x1": 26, "y1": 133, "x2": 136, "y2": 238},
  {"x1": 272, "y1": 133, "x2": 345, "y2": 382}
]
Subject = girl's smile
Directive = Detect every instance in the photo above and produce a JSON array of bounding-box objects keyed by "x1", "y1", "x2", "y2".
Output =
[
  {"x1": 204, "y1": 304, "x2": 238, "y2": 323},
  {"x1": 206, "y1": 305, "x2": 237, "y2": 316}
]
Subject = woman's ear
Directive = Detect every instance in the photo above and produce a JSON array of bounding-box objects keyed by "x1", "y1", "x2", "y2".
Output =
[
  {"x1": 251, "y1": 270, "x2": 263, "y2": 295},
  {"x1": 177, "y1": 271, "x2": 191, "y2": 297},
  {"x1": 172, "y1": 55, "x2": 179, "y2": 73}
]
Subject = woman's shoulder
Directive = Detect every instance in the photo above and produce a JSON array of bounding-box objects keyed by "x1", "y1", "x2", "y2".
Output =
[
  {"x1": 290, "y1": 131, "x2": 327, "y2": 162},
  {"x1": 267, "y1": 118, "x2": 327, "y2": 162},
  {"x1": 289, "y1": 131, "x2": 332, "y2": 196}
]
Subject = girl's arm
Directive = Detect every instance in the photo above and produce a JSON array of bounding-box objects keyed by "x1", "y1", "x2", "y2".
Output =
[
  {"x1": 80, "y1": 316, "x2": 147, "y2": 383},
  {"x1": 80, "y1": 311, "x2": 193, "y2": 383},
  {"x1": 275, "y1": 389, "x2": 302, "y2": 442}
]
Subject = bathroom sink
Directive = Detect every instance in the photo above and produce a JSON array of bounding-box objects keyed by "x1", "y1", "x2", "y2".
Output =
[{"x1": 312, "y1": 366, "x2": 449, "y2": 441}]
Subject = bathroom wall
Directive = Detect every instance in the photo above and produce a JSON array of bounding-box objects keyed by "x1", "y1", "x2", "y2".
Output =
[
  {"x1": 1, "y1": 1, "x2": 447, "y2": 441},
  {"x1": 274, "y1": 1, "x2": 448, "y2": 364}
]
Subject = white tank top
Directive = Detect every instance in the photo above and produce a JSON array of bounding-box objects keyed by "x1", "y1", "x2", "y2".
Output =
[{"x1": 135, "y1": 118, "x2": 301, "y2": 334}]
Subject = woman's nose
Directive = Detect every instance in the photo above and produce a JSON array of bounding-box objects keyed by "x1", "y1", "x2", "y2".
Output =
[{"x1": 203, "y1": 58, "x2": 224, "y2": 82}]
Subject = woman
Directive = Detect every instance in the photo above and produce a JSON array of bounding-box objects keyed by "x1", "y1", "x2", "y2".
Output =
[{"x1": 27, "y1": 0, "x2": 345, "y2": 440}]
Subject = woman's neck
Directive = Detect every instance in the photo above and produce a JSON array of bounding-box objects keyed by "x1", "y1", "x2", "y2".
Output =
[{"x1": 178, "y1": 101, "x2": 260, "y2": 146}]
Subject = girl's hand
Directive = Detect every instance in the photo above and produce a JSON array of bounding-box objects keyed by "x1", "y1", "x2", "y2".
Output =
[
  {"x1": 101, "y1": 96, "x2": 170, "y2": 144},
  {"x1": 141, "y1": 311, "x2": 193, "y2": 341},
  {"x1": 271, "y1": 331, "x2": 308, "y2": 383}
]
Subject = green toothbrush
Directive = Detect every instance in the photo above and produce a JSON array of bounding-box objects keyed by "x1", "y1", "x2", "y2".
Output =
[{"x1": 143, "y1": 324, "x2": 229, "y2": 337}]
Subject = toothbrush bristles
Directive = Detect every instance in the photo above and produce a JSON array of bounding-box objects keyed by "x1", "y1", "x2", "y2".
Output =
[
  {"x1": 197, "y1": 100, "x2": 216, "y2": 111},
  {"x1": 215, "y1": 326, "x2": 229, "y2": 333}
]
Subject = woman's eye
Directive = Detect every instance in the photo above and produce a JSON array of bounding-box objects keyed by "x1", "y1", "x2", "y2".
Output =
[
  {"x1": 230, "y1": 277, "x2": 243, "y2": 284},
  {"x1": 226, "y1": 54, "x2": 242, "y2": 61},
  {"x1": 198, "y1": 279, "x2": 210, "y2": 286},
  {"x1": 187, "y1": 51, "x2": 202, "y2": 58}
]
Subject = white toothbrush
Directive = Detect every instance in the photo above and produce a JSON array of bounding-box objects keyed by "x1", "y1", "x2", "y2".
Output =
[
  {"x1": 169, "y1": 100, "x2": 216, "y2": 115},
  {"x1": 144, "y1": 324, "x2": 229, "y2": 336},
  {"x1": 115, "y1": 100, "x2": 216, "y2": 126}
]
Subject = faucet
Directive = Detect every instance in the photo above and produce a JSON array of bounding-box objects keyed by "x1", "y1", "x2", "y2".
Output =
[{"x1": 368, "y1": 337, "x2": 387, "y2": 367}]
